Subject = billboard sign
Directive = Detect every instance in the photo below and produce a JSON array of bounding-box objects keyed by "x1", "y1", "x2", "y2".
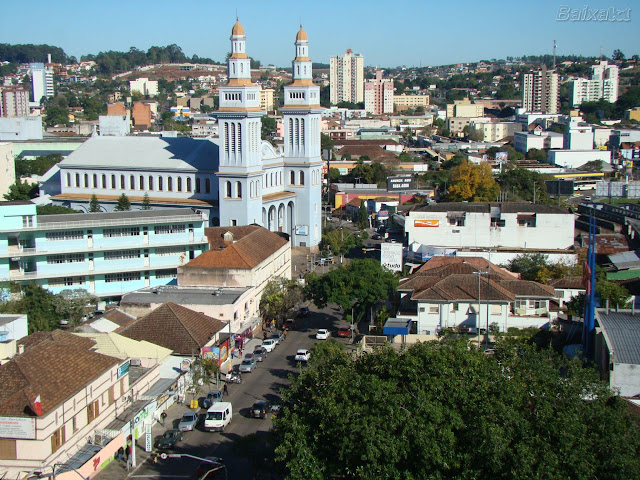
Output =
[
  {"x1": 381, "y1": 243, "x2": 403, "y2": 272},
  {"x1": 117, "y1": 361, "x2": 130, "y2": 379},
  {"x1": 295, "y1": 225, "x2": 309, "y2": 235},
  {"x1": 0, "y1": 417, "x2": 36, "y2": 439},
  {"x1": 378, "y1": 210, "x2": 389, "y2": 219},
  {"x1": 414, "y1": 219, "x2": 439, "y2": 227},
  {"x1": 495, "y1": 152, "x2": 508, "y2": 163},
  {"x1": 387, "y1": 175, "x2": 414, "y2": 191},
  {"x1": 545, "y1": 180, "x2": 574, "y2": 196}
]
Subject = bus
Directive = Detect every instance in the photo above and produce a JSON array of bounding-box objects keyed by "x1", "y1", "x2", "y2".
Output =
[{"x1": 574, "y1": 180, "x2": 598, "y2": 192}]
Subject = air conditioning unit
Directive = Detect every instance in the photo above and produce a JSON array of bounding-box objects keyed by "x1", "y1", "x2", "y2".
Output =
[{"x1": 130, "y1": 358, "x2": 142, "y2": 367}]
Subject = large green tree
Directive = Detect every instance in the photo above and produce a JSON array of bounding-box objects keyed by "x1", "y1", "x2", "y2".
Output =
[
  {"x1": 0, "y1": 283, "x2": 64, "y2": 332},
  {"x1": 304, "y1": 259, "x2": 397, "y2": 324},
  {"x1": 114, "y1": 193, "x2": 131, "y2": 211},
  {"x1": 274, "y1": 340, "x2": 640, "y2": 480},
  {"x1": 3, "y1": 179, "x2": 38, "y2": 200},
  {"x1": 259, "y1": 277, "x2": 304, "y2": 327},
  {"x1": 448, "y1": 159, "x2": 500, "y2": 202}
]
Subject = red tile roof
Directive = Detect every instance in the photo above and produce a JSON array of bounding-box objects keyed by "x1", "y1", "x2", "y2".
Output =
[
  {"x1": 120, "y1": 302, "x2": 226, "y2": 355},
  {"x1": 1, "y1": 331, "x2": 119, "y2": 417}
]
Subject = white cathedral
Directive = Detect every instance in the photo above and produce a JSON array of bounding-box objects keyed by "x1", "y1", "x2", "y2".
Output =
[{"x1": 45, "y1": 20, "x2": 323, "y2": 248}]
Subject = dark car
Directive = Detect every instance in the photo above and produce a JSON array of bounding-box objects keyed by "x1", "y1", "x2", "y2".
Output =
[
  {"x1": 371, "y1": 233, "x2": 383, "y2": 240},
  {"x1": 253, "y1": 346, "x2": 267, "y2": 362},
  {"x1": 154, "y1": 429, "x2": 183, "y2": 450},
  {"x1": 299, "y1": 306, "x2": 310, "y2": 317},
  {"x1": 250, "y1": 400, "x2": 272, "y2": 419},
  {"x1": 337, "y1": 327, "x2": 352, "y2": 338},
  {"x1": 283, "y1": 318, "x2": 295, "y2": 330}
]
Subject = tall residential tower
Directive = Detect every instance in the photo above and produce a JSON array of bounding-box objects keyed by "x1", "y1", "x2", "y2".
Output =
[
  {"x1": 522, "y1": 66, "x2": 558, "y2": 114},
  {"x1": 329, "y1": 49, "x2": 364, "y2": 105}
]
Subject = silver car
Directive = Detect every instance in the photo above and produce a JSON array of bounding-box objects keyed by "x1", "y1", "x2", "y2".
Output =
[
  {"x1": 253, "y1": 346, "x2": 267, "y2": 362},
  {"x1": 239, "y1": 358, "x2": 257, "y2": 373},
  {"x1": 178, "y1": 412, "x2": 199, "y2": 431}
]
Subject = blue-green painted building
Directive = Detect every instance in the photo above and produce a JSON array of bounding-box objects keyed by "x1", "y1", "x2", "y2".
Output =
[{"x1": 0, "y1": 201, "x2": 208, "y2": 298}]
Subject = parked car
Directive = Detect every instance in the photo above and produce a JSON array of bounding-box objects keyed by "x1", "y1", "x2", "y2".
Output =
[
  {"x1": 371, "y1": 233, "x2": 383, "y2": 240},
  {"x1": 243, "y1": 353, "x2": 255, "y2": 362},
  {"x1": 270, "y1": 331, "x2": 284, "y2": 344},
  {"x1": 261, "y1": 339, "x2": 277, "y2": 352},
  {"x1": 295, "y1": 349, "x2": 311, "y2": 362},
  {"x1": 283, "y1": 318, "x2": 296, "y2": 330},
  {"x1": 154, "y1": 429, "x2": 183, "y2": 450},
  {"x1": 250, "y1": 400, "x2": 272, "y2": 419},
  {"x1": 253, "y1": 346, "x2": 267, "y2": 362},
  {"x1": 239, "y1": 358, "x2": 257, "y2": 373},
  {"x1": 178, "y1": 412, "x2": 200, "y2": 432},
  {"x1": 203, "y1": 389, "x2": 224, "y2": 408},
  {"x1": 316, "y1": 329, "x2": 330, "y2": 340},
  {"x1": 299, "y1": 306, "x2": 310, "y2": 317},
  {"x1": 337, "y1": 327, "x2": 352, "y2": 338}
]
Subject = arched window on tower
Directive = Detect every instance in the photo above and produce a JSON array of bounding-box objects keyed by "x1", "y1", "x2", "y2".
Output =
[
  {"x1": 290, "y1": 171, "x2": 295, "y2": 185},
  {"x1": 130, "y1": 175, "x2": 135, "y2": 190},
  {"x1": 66, "y1": 172, "x2": 71, "y2": 187},
  {"x1": 205, "y1": 178, "x2": 211, "y2": 194},
  {"x1": 195, "y1": 178, "x2": 201, "y2": 193},
  {"x1": 158, "y1": 177, "x2": 163, "y2": 191},
  {"x1": 101, "y1": 174, "x2": 106, "y2": 188},
  {"x1": 149, "y1": 176, "x2": 154, "y2": 191},
  {"x1": 299, "y1": 171, "x2": 305, "y2": 185},
  {"x1": 75, "y1": 173, "x2": 80, "y2": 187},
  {"x1": 177, "y1": 177, "x2": 182, "y2": 192},
  {"x1": 187, "y1": 178, "x2": 192, "y2": 192},
  {"x1": 120, "y1": 175, "x2": 125, "y2": 189},
  {"x1": 225, "y1": 181, "x2": 232, "y2": 198},
  {"x1": 270, "y1": 172, "x2": 274, "y2": 187},
  {"x1": 92, "y1": 174, "x2": 97, "y2": 188},
  {"x1": 236, "y1": 181, "x2": 242, "y2": 198},
  {"x1": 139, "y1": 175, "x2": 144, "y2": 190},
  {"x1": 167, "y1": 177, "x2": 173, "y2": 192},
  {"x1": 111, "y1": 175, "x2": 116, "y2": 189}
]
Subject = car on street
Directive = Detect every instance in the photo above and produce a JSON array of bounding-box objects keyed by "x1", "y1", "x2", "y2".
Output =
[
  {"x1": 253, "y1": 346, "x2": 267, "y2": 362},
  {"x1": 204, "y1": 402, "x2": 233, "y2": 432},
  {"x1": 337, "y1": 327, "x2": 352, "y2": 338},
  {"x1": 371, "y1": 233, "x2": 382, "y2": 240},
  {"x1": 299, "y1": 306, "x2": 310, "y2": 317},
  {"x1": 250, "y1": 400, "x2": 272, "y2": 419},
  {"x1": 239, "y1": 358, "x2": 257, "y2": 373},
  {"x1": 295, "y1": 349, "x2": 311, "y2": 362},
  {"x1": 178, "y1": 412, "x2": 200, "y2": 432},
  {"x1": 270, "y1": 331, "x2": 284, "y2": 344},
  {"x1": 316, "y1": 329, "x2": 330, "y2": 340},
  {"x1": 283, "y1": 318, "x2": 295, "y2": 330},
  {"x1": 154, "y1": 429, "x2": 183, "y2": 450},
  {"x1": 243, "y1": 353, "x2": 255, "y2": 362},
  {"x1": 261, "y1": 339, "x2": 277, "y2": 352},
  {"x1": 203, "y1": 389, "x2": 224, "y2": 408}
]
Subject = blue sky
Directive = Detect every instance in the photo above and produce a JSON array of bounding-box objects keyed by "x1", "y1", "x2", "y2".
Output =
[{"x1": 1, "y1": 0, "x2": 636, "y2": 67}]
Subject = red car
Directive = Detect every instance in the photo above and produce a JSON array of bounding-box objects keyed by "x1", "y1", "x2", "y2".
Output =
[{"x1": 337, "y1": 327, "x2": 351, "y2": 338}]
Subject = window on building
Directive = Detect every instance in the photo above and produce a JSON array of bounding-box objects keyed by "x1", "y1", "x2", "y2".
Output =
[
  {"x1": 156, "y1": 268, "x2": 177, "y2": 278},
  {"x1": 195, "y1": 178, "x2": 201, "y2": 193},
  {"x1": 47, "y1": 253, "x2": 84, "y2": 264},
  {"x1": 50, "y1": 425, "x2": 66, "y2": 454},
  {"x1": 158, "y1": 177, "x2": 163, "y2": 191},
  {"x1": 168, "y1": 177, "x2": 173, "y2": 191},
  {"x1": 45, "y1": 230, "x2": 83, "y2": 241},
  {"x1": 83, "y1": 174, "x2": 88, "y2": 188},
  {"x1": 491, "y1": 305, "x2": 502, "y2": 315},
  {"x1": 225, "y1": 181, "x2": 232, "y2": 198},
  {"x1": 154, "y1": 224, "x2": 186, "y2": 235},
  {"x1": 290, "y1": 171, "x2": 295, "y2": 185},
  {"x1": 87, "y1": 400, "x2": 99, "y2": 424},
  {"x1": 451, "y1": 303, "x2": 459, "y2": 312},
  {"x1": 66, "y1": 172, "x2": 71, "y2": 187},
  {"x1": 517, "y1": 214, "x2": 536, "y2": 227},
  {"x1": 186, "y1": 178, "x2": 192, "y2": 192},
  {"x1": 236, "y1": 181, "x2": 242, "y2": 198},
  {"x1": 22, "y1": 216, "x2": 34, "y2": 228},
  {"x1": 177, "y1": 177, "x2": 182, "y2": 192},
  {"x1": 92, "y1": 174, "x2": 97, "y2": 188},
  {"x1": 129, "y1": 175, "x2": 134, "y2": 190},
  {"x1": 155, "y1": 246, "x2": 184, "y2": 256},
  {"x1": 103, "y1": 227, "x2": 140, "y2": 237},
  {"x1": 101, "y1": 174, "x2": 106, "y2": 189},
  {"x1": 428, "y1": 305, "x2": 440, "y2": 314},
  {"x1": 111, "y1": 175, "x2": 116, "y2": 189},
  {"x1": 0, "y1": 439, "x2": 17, "y2": 460},
  {"x1": 75, "y1": 173, "x2": 80, "y2": 187},
  {"x1": 105, "y1": 272, "x2": 141, "y2": 283},
  {"x1": 49, "y1": 277, "x2": 86, "y2": 287},
  {"x1": 103, "y1": 250, "x2": 141, "y2": 260},
  {"x1": 108, "y1": 386, "x2": 115, "y2": 407},
  {"x1": 205, "y1": 178, "x2": 211, "y2": 194},
  {"x1": 148, "y1": 176, "x2": 154, "y2": 191},
  {"x1": 139, "y1": 175, "x2": 144, "y2": 191},
  {"x1": 120, "y1": 175, "x2": 125, "y2": 189},
  {"x1": 447, "y1": 214, "x2": 465, "y2": 227}
]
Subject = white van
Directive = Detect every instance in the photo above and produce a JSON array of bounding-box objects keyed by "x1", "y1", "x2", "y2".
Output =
[{"x1": 204, "y1": 402, "x2": 232, "y2": 432}]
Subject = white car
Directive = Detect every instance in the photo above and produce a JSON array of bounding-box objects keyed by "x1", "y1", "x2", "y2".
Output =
[
  {"x1": 295, "y1": 349, "x2": 311, "y2": 362},
  {"x1": 261, "y1": 339, "x2": 277, "y2": 352},
  {"x1": 316, "y1": 329, "x2": 330, "y2": 340}
]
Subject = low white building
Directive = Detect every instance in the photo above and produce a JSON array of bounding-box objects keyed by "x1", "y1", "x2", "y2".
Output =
[
  {"x1": 547, "y1": 149, "x2": 611, "y2": 169},
  {"x1": 405, "y1": 202, "x2": 575, "y2": 252},
  {"x1": 469, "y1": 120, "x2": 522, "y2": 142},
  {"x1": 129, "y1": 78, "x2": 158, "y2": 97},
  {"x1": 564, "y1": 117, "x2": 594, "y2": 150},
  {"x1": 396, "y1": 257, "x2": 558, "y2": 335},
  {"x1": 514, "y1": 130, "x2": 564, "y2": 153}
]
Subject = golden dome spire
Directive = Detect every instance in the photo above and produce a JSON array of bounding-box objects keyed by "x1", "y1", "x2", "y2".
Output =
[{"x1": 231, "y1": 18, "x2": 245, "y2": 36}]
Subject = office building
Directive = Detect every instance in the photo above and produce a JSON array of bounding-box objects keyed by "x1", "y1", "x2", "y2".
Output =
[
  {"x1": 522, "y1": 66, "x2": 558, "y2": 113},
  {"x1": 129, "y1": 78, "x2": 158, "y2": 97},
  {"x1": 0, "y1": 88, "x2": 29, "y2": 117},
  {"x1": 393, "y1": 93, "x2": 430, "y2": 112},
  {"x1": 570, "y1": 60, "x2": 619, "y2": 107},
  {"x1": 0, "y1": 201, "x2": 208, "y2": 298},
  {"x1": 29, "y1": 63, "x2": 54, "y2": 104},
  {"x1": 330, "y1": 49, "x2": 364, "y2": 105},
  {"x1": 364, "y1": 70, "x2": 393, "y2": 115}
]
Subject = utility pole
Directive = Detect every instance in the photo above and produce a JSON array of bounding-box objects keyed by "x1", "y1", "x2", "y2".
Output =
[
  {"x1": 474, "y1": 270, "x2": 489, "y2": 350},
  {"x1": 552, "y1": 40, "x2": 557, "y2": 69}
]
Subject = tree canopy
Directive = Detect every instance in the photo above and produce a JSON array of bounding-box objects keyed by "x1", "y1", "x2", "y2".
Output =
[
  {"x1": 259, "y1": 277, "x2": 304, "y2": 327},
  {"x1": 114, "y1": 193, "x2": 131, "y2": 211},
  {"x1": 447, "y1": 159, "x2": 500, "y2": 202},
  {"x1": 274, "y1": 339, "x2": 640, "y2": 480},
  {"x1": 15, "y1": 154, "x2": 63, "y2": 178},
  {"x1": 3, "y1": 179, "x2": 38, "y2": 201}
]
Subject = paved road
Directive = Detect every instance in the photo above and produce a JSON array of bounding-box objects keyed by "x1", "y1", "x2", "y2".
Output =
[{"x1": 129, "y1": 305, "x2": 351, "y2": 479}]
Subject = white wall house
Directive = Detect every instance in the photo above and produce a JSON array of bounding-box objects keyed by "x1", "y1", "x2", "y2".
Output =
[
  {"x1": 404, "y1": 203, "x2": 575, "y2": 251},
  {"x1": 547, "y1": 149, "x2": 611, "y2": 169},
  {"x1": 514, "y1": 130, "x2": 563, "y2": 153}
]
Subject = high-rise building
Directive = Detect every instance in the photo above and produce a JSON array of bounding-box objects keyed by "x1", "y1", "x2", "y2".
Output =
[
  {"x1": 329, "y1": 49, "x2": 364, "y2": 105},
  {"x1": 129, "y1": 78, "x2": 158, "y2": 97},
  {"x1": 0, "y1": 88, "x2": 29, "y2": 117},
  {"x1": 522, "y1": 66, "x2": 558, "y2": 114},
  {"x1": 364, "y1": 70, "x2": 393, "y2": 115},
  {"x1": 569, "y1": 60, "x2": 619, "y2": 107},
  {"x1": 29, "y1": 62, "x2": 54, "y2": 104}
]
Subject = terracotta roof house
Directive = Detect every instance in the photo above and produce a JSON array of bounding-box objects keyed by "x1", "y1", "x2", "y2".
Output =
[
  {"x1": 548, "y1": 276, "x2": 586, "y2": 307},
  {"x1": 0, "y1": 330, "x2": 130, "y2": 478},
  {"x1": 120, "y1": 302, "x2": 227, "y2": 355},
  {"x1": 397, "y1": 257, "x2": 557, "y2": 335}
]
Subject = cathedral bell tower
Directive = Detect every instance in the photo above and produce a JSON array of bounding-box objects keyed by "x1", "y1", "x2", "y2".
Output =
[
  {"x1": 281, "y1": 26, "x2": 323, "y2": 247},
  {"x1": 216, "y1": 19, "x2": 264, "y2": 227}
]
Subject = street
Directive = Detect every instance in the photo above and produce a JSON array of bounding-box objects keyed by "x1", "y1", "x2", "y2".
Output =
[{"x1": 112, "y1": 304, "x2": 353, "y2": 480}]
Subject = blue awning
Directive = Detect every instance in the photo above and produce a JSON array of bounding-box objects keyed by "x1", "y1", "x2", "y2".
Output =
[{"x1": 383, "y1": 318, "x2": 411, "y2": 336}]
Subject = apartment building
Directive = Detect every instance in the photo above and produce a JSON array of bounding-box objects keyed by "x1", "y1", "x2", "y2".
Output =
[
  {"x1": 0, "y1": 201, "x2": 207, "y2": 298},
  {"x1": 522, "y1": 66, "x2": 559, "y2": 114},
  {"x1": 364, "y1": 70, "x2": 393, "y2": 115},
  {"x1": 469, "y1": 120, "x2": 523, "y2": 142},
  {"x1": 393, "y1": 93, "x2": 430, "y2": 112},
  {"x1": 445, "y1": 98, "x2": 484, "y2": 118},
  {"x1": 29, "y1": 63, "x2": 54, "y2": 104},
  {"x1": 129, "y1": 78, "x2": 158, "y2": 97},
  {"x1": 0, "y1": 88, "x2": 29, "y2": 117},
  {"x1": 259, "y1": 88, "x2": 275, "y2": 112},
  {"x1": 570, "y1": 60, "x2": 619, "y2": 107},
  {"x1": 330, "y1": 49, "x2": 364, "y2": 104},
  {"x1": 514, "y1": 130, "x2": 564, "y2": 153}
]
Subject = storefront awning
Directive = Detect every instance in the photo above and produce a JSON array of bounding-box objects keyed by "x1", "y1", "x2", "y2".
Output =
[{"x1": 383, "y1": 318, "x2": 411, "y2": 336}]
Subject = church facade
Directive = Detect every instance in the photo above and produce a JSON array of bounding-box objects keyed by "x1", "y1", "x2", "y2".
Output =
[{"x1": 46, "y1": 21, "x2": 323, "y2": 248}]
